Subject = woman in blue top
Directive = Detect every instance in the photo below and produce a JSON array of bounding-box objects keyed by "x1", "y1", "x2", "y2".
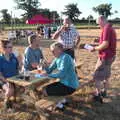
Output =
[
  {"x1": 24, "y1": 34, "x2": 44, "y2": 71},
  {"x1": 42, "y1": 42, "x2": 79, "y2": 96},
  {"x1": 0, "y1": 40, "x2": 19, "y2": 108}
]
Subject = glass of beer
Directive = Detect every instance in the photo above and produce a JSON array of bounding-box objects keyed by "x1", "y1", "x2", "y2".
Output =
[
  {"x1": 24, "y1": 70, "x2": 30, "y2": 81},
  {"x1": 37, "y1": 65, "x2": 42, "y2": 74}
]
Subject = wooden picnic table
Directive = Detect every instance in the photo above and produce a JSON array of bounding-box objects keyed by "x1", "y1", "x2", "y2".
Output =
[
  {"x1": 7, "y1": 62, "x2": 83, "y2": 88},
  {"x1": 6, "y1": 70, "x2": 57, "y2": 102},
  {"x1": 7, "y1": 70, "x2": 52, "y2": 87},
  {"x1": 6, "y1": 64, "x2": 87, "y2": 114}
]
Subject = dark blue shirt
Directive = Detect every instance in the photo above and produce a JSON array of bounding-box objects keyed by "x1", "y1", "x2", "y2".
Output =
[{"x1": 0, "y1": 53, "x2": 19, "y2": 78}]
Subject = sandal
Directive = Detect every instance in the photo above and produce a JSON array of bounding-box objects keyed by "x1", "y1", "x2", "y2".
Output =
[
  {"x1": 4, "y1": 100, "x2": 13, "y2": 109},
  {"x1": 54, "y1": 103, "x2": 65, "y2": 111},
  {"x1": 93, "y1": 94, "x2": 103, "y2": 104},
  {"x1": 100, "y1": 90, "x2": 107, "y2": 98}
]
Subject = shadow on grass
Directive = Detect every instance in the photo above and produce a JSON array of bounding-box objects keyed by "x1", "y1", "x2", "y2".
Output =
[{"x1": 47, "y1": 89, "x2": 120, "y2": 120}]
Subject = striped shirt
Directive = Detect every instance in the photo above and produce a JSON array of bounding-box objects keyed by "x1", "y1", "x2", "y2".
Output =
[{"x1": 58, "y1": 26, "x2": 79, "y2": 49}]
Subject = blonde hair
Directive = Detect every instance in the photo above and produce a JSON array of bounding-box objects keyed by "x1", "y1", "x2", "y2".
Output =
[{"x1": 28, "y1": 34, "x2": 37, "y2": 44}]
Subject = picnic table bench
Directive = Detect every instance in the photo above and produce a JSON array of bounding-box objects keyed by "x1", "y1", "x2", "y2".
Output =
[
  {"x1": 35, "y1": 77, "x2": 93, "y2": 118},
  {"x1": 34, "y1": 63, "x2": 94, "y2": 117}
]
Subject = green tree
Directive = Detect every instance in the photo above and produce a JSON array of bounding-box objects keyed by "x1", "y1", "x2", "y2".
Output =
[
  {"x1": 50, "y1": 11, "x2": 59, "y2": 20},
  {"x1": 0, "y1": 9, "x2": 11, "y2": 24},
  {"x1": 62, "y1": 3, "x2": 81, "y2": 21},
  {"x1": 87, "y1": 15, "x2": 94, "y2": 20},
  {"x1": 39, "y1": 8, "x2": 51, "y2": 19},
  {"x1": 114, "y1": 10, "x2": 118, "y2": 14},
  {"x1": 39, "y1": 9, "x2": 59, "y2": 20},
  {"x1": 93, "y1": 3, "x2": 112, "y2": 18},
  {"x1": 14, "y1": 0, "x2": 40, "y2": 19}
]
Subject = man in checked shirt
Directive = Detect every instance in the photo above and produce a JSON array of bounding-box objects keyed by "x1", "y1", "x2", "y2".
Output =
[{"x1": 52, "y1": 17, "x2": 80, "y2": 60}]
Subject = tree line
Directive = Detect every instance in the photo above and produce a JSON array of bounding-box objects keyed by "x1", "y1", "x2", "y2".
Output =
[{"x1": 0, "y1": 0, "x2": 119, "y2": 25}]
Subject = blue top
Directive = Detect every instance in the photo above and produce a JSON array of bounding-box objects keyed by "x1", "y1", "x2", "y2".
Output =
[
  {"x1": 24, "y1": 47, "x2": 44, "y2": 71},
  {"x1": 0, "y1": 53, "x2": 19, "y2": 78},
  {"x1": 45, "y1": 53, "x2": 79, "y2": 89}
]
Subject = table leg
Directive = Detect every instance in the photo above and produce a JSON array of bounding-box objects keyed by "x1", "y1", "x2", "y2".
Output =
[{"x1": 13, "y1": 83, "x2": 16, "y2": 102}]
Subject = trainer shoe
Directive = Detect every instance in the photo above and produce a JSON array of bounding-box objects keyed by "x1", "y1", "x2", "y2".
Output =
[
  {"x1": 60, "y1": 98, "x2": 69, "y2": 106},
  {"x1": 100, "y1": 90, "x2": 107, "y2": 98},
  {"x1": 93, "y1": 94, "x2": 103, "y2": 104},
  {"x1": 54, "y1": 102, "x2": 65, "y2": 111},
  {"x1": 4, "y1": 100, "x2": 13, "y2": 109}
]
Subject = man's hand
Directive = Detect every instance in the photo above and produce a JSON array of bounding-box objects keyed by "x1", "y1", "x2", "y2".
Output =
[
  {"x1": 52, "y1": 24, "x2": 70, "y2": 39},
  {"x1": 42, "y1": 60, "x2": 50, "y2": 68},
  {"x1": 52, "y1": 25, "x2": 65, "y2": 39},
  {"x1": 74, "y1": 35, "x2": 80, "y2": 49},
  {"x1": 59, "y1": 24, "x2": 69, "y2": 32},
  {"x1": 94, "y1": 38, "x2": 99, "y2": 43},
  {"x1": 31, "y1": 63, "x2": 38, "y2": 68},
  {"x1": 90, "y1": 41, "x2": 109, "y2": 52},
  {"x1": 89, "y1": 47, "x2": 95, "y2": 52}
]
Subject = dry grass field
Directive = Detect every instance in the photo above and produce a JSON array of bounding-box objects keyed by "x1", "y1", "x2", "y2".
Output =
[{"x1": 0, "y1": 29, "x2": 120, "y2": 120}]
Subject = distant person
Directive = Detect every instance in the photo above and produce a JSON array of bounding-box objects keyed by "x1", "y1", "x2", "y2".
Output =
[
  {"x1": 52, "y1": 17, "x2": 80, "y2": 59},
  {"x1": 26, "y1": 30, "x2": 33, "y2": 36},
  {"x1": 43, "y1": 25, "x2": 48, "y2": 39},
  {"x1": 8, "y1": 31, "x2": 16, "y2": 41},
  {"x1": 36, "y1": 25, "x2": 44, "y2": 38},
  {"x1": 90, "y1": 15, "x2": 117, "y2": 103},
  {"x1": 21, "y1": 30, "x2": 25, "y2": 38},
  {"x1": 23, "y1": 34, "x2": 44, "y2": 71},
  {"x1": 48, "y1": 26, "x2": 51, "y2": 39},
  {"x1": 16, "y1": 30, "x2": 21, "y2": 40}
]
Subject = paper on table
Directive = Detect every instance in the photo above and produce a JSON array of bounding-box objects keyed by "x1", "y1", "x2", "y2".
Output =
[
  {"x1": 84, "y1": 44, "x2": 93, "y2": 50},
  {"x1": 34, "y1": 74, "x2": 47, "y2": 78}
]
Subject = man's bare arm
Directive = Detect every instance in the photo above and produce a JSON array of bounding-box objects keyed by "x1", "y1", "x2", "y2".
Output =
[
  {"x1": 95, "y1": 41, "x2": 109, "y2": 51},
  {"x1": 52, "y1": 26, "x2": 65, "y2": 39},
  {"x1": 52, "y1": 30, "x2": 62, "y2": 39},
  {"x1": 75, "y1": 35, "x2": 80, "y2": 47}
]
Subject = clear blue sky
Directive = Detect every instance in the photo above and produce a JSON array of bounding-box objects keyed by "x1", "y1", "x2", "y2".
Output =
[{"x1": 0, "y1": 0, "x2": 119, "y2": 19}]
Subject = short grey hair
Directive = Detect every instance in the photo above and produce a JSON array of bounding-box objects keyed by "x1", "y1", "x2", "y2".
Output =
[
  {"x1": 63, "y1": 17, "x2": 71, "y2": 24},
  {"x1": 96, "y1": 15, "x2": 107, "y2": 24},
  {"x1": 50, "y1": 42, "x2": 63, "y2": 51}
]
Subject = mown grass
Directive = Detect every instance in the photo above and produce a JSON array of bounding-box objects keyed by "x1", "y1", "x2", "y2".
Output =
[
  {"x1": 3, "y1": 23, "x2": 120, "y2": 31},
  {"x1": 0, "y1": 30, "x2": 120, "y2": 120}
]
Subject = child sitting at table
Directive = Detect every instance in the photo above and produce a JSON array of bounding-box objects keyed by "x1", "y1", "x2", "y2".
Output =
[{"x1": 23, "y1": 34, "x2": 44, "y2": 71}]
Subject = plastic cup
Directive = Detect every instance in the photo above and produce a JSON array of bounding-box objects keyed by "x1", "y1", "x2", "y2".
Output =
[
  {"x1": 37, "y1": 66, "x2": 42, "y2": 74},
  {"x1": 24, "y1": 70, "x2": 30, "y2": 81}
]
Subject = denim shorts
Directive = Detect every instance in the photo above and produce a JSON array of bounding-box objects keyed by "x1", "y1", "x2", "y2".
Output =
[{"x1": 93, "y1": 56, "x2": 115, "y2": 81}]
